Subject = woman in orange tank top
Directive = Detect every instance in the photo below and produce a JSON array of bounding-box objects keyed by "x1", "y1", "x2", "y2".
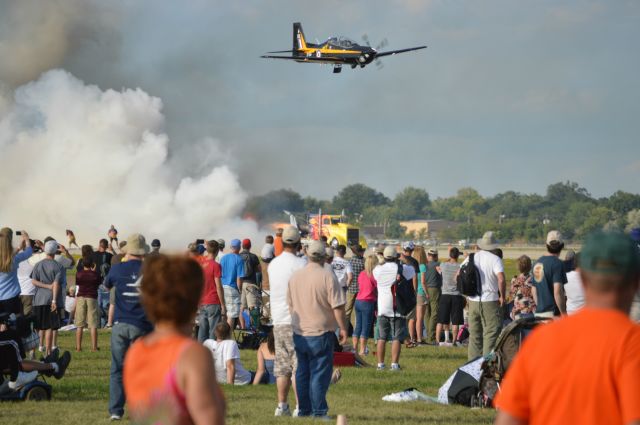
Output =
[{"x1": 124, "y1": 255, "x2": 226, "y2": 425}]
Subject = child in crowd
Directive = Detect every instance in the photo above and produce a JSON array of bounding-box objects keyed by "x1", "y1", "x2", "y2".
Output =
[{"x1": 204, "y1": 322, "x2": 253, "y2": 385}]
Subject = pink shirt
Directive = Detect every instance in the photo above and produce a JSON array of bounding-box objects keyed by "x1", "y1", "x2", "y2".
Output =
[{"x1": 356, "y1": 271, "x2": 377, "y2": 302}]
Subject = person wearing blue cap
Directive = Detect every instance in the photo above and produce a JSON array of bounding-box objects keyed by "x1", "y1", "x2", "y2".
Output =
[{"x1": 220, "y1": 239, "x2": 245, "y2": 329}]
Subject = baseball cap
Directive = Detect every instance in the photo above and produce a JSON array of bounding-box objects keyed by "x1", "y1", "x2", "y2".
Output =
[
  {"x1": 427, "y1": 248, "x2": 438, "y2": 256},
  {"x1": 383, "y1": 246, "x2": 398, "y2": 260},
  {"x1": 242, "y1": 238, "x2": 251, "y2": 249},
  {"x1": 402, "y1": 241, "x2": 415, "y2": 251},
  {"x1": 580, "y1": 231, "x2": 640, "y2": 276},
  {"x1": 325, "y1": 247, "x2": 334, "y2": 258},
  {"x1": 123, "y1": 234, "x2": 150, "y2": 256},
  {"x1": 217, "y1": 239, "x2": 225, "y2": 249},
  {"x1": 546, "y1": 230, "x2": 563, "y2": 245},
  {"x1": 151, "y1": 239, "x2": 161, "y2": 248},
  {"x1": 230, "y1": 239, "x2": 241, "y2": 249},
  {"x1": 282, "y1": 226, "x2": 301, "y2": 244},
  {"x1": 449, "y1": 247, "x2": 461, "y2": 258},
  {"x1": 308, "y1": 241, "x2": 326, "y2": 259},
  {"x1": 375, "y1": 243, "x2": 386, "y2": 254},
  {"x1": 44, "y1": 240, "x2": 58, "y2": 255}
]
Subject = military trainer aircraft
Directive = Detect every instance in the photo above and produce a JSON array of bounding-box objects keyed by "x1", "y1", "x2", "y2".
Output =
[{"x1": 261, "y1": 23, "x2": 427, "y2": 73}]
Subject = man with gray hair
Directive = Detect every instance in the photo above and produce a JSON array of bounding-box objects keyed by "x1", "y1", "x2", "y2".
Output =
[
  {"x1": 463, "y1": 231, "x2": 505, "y2": 359},
  {"x1": 287, "y1": 240, "x2": 347, "y2": 419}
]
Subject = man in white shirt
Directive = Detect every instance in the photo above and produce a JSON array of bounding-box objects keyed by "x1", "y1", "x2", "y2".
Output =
[
  {"x1": 331, "y1": 245, "x2": 353, "y2": 290},
  {"x1": 463, "y1": 232, "x2": 506, "y2": 360},
  {"x1": 203, "y1": 322, "x2": 252, "y2": 385},
  {"x1": 267, "y1": 226, "x2": 306, "y2": 416},
  {"x1": 372, "y1": 246, "x2": 414, "y2": 371}
]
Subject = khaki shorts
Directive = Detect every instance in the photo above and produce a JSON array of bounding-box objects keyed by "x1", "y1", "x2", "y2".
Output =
[
  {"x1": 20, "y1": 295, "x2": 34, "y2": 317},
  {"x1": 416, "y1": 294, "x2": 428, "y2": 306},
  {"x1": 274, "y1": 324, "x2": 297, "y2": 378},
  {"x1": 241, "y1": 283, "x2": 261, "y2": 310},
  {"x1": 405, "y1": 307, "x2": 416, "y2": 321},
  {"x1": 75, "y1": 297, "x2": 99, "y2": 328}
]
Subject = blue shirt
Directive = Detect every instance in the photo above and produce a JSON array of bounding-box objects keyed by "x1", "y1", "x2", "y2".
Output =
[
  {"x1": 532, "y1": 255, "x2": 568, "y2": 315},
  {"x1": 104, "y1": 260, "x2": 152, "y2": 332},
  {"x1": 0, "y1": 247, "x2": 32, "y2": 301},
  {"x1": 220, "y1": 253, "x2": 245, "y2": 289}
]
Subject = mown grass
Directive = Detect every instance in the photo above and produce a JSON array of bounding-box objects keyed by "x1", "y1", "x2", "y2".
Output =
[{"x1": 0, "y1": 331, "x2": 496, "y2": 424}]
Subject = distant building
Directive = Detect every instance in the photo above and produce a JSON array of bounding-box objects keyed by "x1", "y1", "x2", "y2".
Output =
[{"x1": 399, "y1": 219, "x2": 460, "y2": 239}]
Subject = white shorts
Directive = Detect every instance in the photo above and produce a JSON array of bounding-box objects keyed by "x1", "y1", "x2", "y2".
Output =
[{"x1": 223, "y1": 286, "x2": 241, "y2": 319}]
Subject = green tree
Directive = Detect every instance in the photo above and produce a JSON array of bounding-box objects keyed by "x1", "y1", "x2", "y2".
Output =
[
  {"x1": 392, "y1": 187, "x2": 431, "y2": 220},
  {"x1": 332, "y1": 183, "x2": 390, "y2": 217}
]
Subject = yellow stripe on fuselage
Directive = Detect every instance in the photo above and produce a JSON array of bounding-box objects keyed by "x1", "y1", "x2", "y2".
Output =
[{"x1": 300, "y1": 45, "x2": 360, "y2": 55}]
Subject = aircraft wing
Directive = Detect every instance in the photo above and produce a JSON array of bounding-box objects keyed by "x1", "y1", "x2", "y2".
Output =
[
  {"x1": 261, "y1": 55, "x2": 301, "y2": 60},
  {"x1": 376, "y1": 46, "x2": 427, "y2": 58}
]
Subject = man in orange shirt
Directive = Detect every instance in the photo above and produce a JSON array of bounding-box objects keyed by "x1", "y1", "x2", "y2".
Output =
[
  {"x1": 274, "y1": 228, "x2": 284, "y2": 257},
  {"x1": 495, "y1": 230, "x2": 640, "y2": 425}
]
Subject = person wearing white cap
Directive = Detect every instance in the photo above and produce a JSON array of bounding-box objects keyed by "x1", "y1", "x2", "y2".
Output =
[
  {"x1": 267, "y1": 226, "x2": 306, "y2": 417},
  {"x1": 287, "y1": 240, "x2": 347, "y2": 418},
  {"x1": 531, "y1": 230, "x2": 568, "y2": 318},
  {"x1": 30, "y1": 240, "x2": 64, "y2": 357},
  {"x1": 373, "y1": 246, "x2": 415, "y2": 371},
  {"x1": 462, "y1": 231, "x2": 506, "y2": 360}
]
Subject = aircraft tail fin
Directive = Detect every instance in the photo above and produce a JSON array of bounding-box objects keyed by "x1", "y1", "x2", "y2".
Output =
[{"x1": 293, "y1": 22, "x2": 307, "y2": 55}]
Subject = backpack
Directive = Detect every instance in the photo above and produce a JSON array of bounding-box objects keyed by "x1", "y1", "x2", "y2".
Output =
[
  {"x1": 240, "y1": 252, "x2": 257, "y2": 280},
  {"x1": 392, "y1": 263, "x2": 417, "y2": 316},
  {"x1": 457, "y1": 253, "x2": 482, "y2": 297}
]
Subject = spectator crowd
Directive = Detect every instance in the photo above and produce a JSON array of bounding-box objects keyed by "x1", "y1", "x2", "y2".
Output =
[{"x1": 1, "y1": 223, "x2": 639, "y2": 424}]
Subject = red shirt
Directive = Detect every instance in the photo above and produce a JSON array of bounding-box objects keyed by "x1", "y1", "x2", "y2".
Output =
[
  {"x1": 356, "y1": 271, "x2": 377, "y2": 302},
  {"x1": 198, "y1": 256, "x2": 221, "y2": 305}
]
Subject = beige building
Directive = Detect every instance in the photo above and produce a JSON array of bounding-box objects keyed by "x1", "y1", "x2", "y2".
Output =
[{"x1": 399, "y1": 219, "x2": 460, "y2": 238}]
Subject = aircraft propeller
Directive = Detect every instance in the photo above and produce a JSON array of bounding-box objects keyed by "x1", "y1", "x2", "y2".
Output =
[{"x1": 362, "y1": 34, "x2": 388, "y2": 69}]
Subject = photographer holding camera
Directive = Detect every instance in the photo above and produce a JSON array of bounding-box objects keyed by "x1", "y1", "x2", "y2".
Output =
[{"x1": 0, "y1": 228, "x2": 33, "y2": 316}]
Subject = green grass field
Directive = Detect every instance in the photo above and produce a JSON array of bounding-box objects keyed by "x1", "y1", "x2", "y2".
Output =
[
  {"x1": 0, "y1": 331, "x2": 496, "y2": 424},
  {"x1": 0, "y1": 257, "x2": 512, "y2": 423}
]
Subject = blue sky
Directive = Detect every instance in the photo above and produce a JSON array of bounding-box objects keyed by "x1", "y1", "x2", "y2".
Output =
[{"x1": 12, "y1": 0, "x2": 640, "y2": 199}]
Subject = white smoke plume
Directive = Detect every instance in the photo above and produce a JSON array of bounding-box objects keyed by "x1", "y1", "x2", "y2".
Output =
[{"x1": 0, "y1": 70, "x2": 259, "y2": 248}]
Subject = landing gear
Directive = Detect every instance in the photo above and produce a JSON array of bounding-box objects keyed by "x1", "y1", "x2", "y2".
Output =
[{"x1": 333, "y1": 65, "x2": 342, "y2": 73}]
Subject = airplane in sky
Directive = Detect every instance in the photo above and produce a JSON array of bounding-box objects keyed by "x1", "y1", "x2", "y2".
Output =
[{"x1": 261, "y1": 22, "x2": 427, "y2": 73}]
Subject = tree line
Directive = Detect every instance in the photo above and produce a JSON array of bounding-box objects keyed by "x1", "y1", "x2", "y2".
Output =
[{"x1": 243, "y1": 181, "x2": 640, "y2": 243}]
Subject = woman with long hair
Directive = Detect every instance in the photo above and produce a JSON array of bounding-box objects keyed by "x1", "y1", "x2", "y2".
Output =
[
  {"x1": 411, "y1": 246, "x2": 429, "y2": 344},
  {"x1": 352, "y1": 254, "x2": 378, "y2": 355},
  {"x1": 253, "y1": 328, "x2": 276, "y2": 385},
  {"x1": 0, "y1": 228, "x2": 33, "y2": 315},
  {"x1": 123, "y1": 255, "x2": 226, "y2": 425}
]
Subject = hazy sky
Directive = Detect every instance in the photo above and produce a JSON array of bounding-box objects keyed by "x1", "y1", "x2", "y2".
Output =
[{"x1": 3, "y1": 0, "x2": 639, "y2": 200}]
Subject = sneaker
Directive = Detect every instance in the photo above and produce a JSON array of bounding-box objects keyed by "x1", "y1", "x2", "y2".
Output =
[
  {"x1": 330, "y1": 369, "x2": 342, "y2": 384},
  {"x1": 274, "y1": 405, "x2": 291, "y2": 417},
  {"x1": 12, "y1": 371, "x2": 38, "y2": 390},
  {"x1": 54, "y1": 351, "x2": 71, "y2": 379},
  {"x1": 109, "y1": 414, "x2": 122, "y2": 421},
  {"x1": 390, "y1": 364, "x2": 401, "y2": 371},
  {"x1": 292, "y1": 408, "x2": 300, "y2": 417},
  {"x1": 377, "y1": 364, "x2": 385, "y2": 371},
  {"x1": 438, "y1": 342, "x2": 453, "y2": 347},
  {"x1": 43, "y1": 347, "x2": 60, "y2": 363}
]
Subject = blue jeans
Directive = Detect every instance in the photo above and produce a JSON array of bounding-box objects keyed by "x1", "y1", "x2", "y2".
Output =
[
  {"x1": 197, "y1": 304, "x2": 222, "y2": 343},
  {"x1": 353, "y1": 300, "x2": 376, "y2": 338},
  {"x1": 98, "y1": 289, "x2": 110, "y2": 328},
  {"x1": 293, "y1": 332, "x2": 334, "y2": 417},
  {"x1": 109, "y1": 322, "x2": 149, "y2": 416}
]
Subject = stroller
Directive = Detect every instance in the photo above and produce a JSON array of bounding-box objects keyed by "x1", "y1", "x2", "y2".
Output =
[
  {"x1": 0, "y1": 314, "x2": 52, "y2": 401},
  {"x1": 478, "y1": 316, "x2": 550, "y2": 407}
]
